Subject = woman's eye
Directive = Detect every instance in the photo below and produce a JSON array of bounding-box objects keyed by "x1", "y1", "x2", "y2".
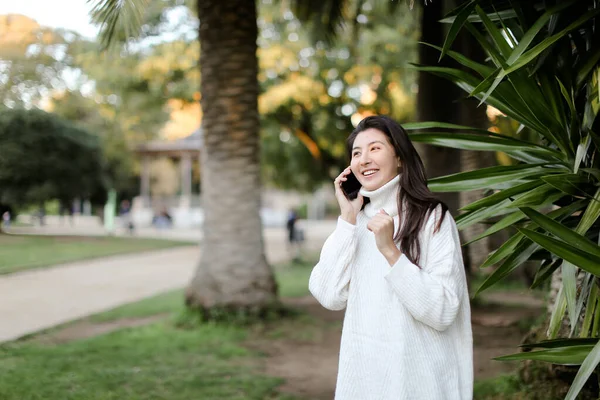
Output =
[
  {"x1": 371, "y1": 146, "x2": 380, "y2": 151},
  {"x1": 352, "y1": 152, "x2": 360, "y2": 157}
]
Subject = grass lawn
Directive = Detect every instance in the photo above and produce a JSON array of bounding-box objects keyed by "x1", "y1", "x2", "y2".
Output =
[
  {"x1": 0, "y1": 234, "x2": 195, "y2": 275},
  {"x1": 0, "y1": 253, "x2": 539, "y2": 399},
  {"x1": 0, "y1": 257, "x2": 318, "y2": 400}
]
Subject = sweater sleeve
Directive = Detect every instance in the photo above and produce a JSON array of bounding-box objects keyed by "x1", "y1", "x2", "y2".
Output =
[
  {"x1": 384, "y1": 208, "x2": 466, "y2": 331},
  {"x1": 309, "y1": 217, "x2": 357, "y2": 311}
]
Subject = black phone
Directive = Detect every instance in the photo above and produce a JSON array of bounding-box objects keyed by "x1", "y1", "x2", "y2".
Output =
[{"x1": 341, "y1": 171, "x2": 362, "y2": 200}]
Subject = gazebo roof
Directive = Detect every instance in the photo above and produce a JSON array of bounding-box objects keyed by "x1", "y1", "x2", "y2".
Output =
[{"x1": 135, "y1": 127, "x2": 203, "y2": 156}]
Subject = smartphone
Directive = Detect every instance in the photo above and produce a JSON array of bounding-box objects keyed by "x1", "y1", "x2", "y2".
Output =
[{"x1": 341, "y1": 171, "x2": 362, "y2": 200}]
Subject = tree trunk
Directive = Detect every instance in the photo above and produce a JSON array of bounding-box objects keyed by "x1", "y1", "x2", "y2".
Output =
[
  {"x1": 185, "y1": 0, "x2": 278, "y2": 313},
  {"x1": 416, "y1": 0, "x2": 463, "y2": 215}
]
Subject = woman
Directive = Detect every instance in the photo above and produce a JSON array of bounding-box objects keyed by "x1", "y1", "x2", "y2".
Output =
[{"x1": 309, "y1": 115, "x2": 473, "y2": 400}]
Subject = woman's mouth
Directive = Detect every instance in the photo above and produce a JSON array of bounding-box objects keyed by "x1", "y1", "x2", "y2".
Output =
[{"x1": 362, "y1": 169, "x2": 379, "y2": 178}]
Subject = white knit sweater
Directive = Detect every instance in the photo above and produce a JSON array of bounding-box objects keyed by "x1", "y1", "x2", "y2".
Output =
[{"x1": 309, "y1": 176, "x2": 473, "y2": 400}]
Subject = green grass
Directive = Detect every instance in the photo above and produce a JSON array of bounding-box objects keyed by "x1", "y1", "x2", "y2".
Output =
[
  {"x1": 0, "y1": 256, "x2": 320, "y2": 399},
  {"x1": 90, "y1": 289, "x2": 186, "y2": 323},
  {"x1": 0, "y1": 234, "x2": 194, "y2": 275},
  {"x1": 0, "y1": 322, "x2": 299, "y2": 400},
  {"x1": 274, "y1": 256, "x2": 317, "y2": 298}
]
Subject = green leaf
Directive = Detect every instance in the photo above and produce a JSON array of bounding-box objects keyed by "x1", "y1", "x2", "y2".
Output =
[
  {"x1": 495, "y1": 345, "x2": 594, "y2": 365},
  {"x1": 541, "y1": 173, "x2": 590, "y2": 197},
  {"x1": 583, "y1": 72, "x2": 600, "y2": 131},
  {"x1": 412, "y1": 62, "x2": 547, "y2": 134},
  {"x1": 576, "y1": 47, "x2": 600, "y2": 90},
  {"x1": 408, "y1": 133, "x2": 566, "y2": 163},
  {"x1": 566, "y1": 340, "x2": 600, "y2": 400},
  {"x1": 580, "y1": 283, "x2": 598, "y2": 338},
  {"x1": 519, "y1": 207, "x2": 600, "y2": 258},
  {"x1": 516, "y1": 228, "x2": 600, "y2": 275},
  {"x1": 463, "y1": 210, "x2": 526, "y2": 246},
  {"x1": 440, "y1": 1, "x2": 477, "y2": 61},
  {"x1": 474, "y1": 240, "x2": 538, "y2": 295},
  {"x1": 504, "y1": 9, "x2": 600, "y2": 76},
  {"x1": 440, "y1": 9, "x2": 517, "y2": 24},
  {"x1": 520, "y1": 338, "x2": 599, "y2": 349},
  {"x1": 557, "y1": 76, "x2": 577, "y2": 120},
  {"x1": 462, "y1": 180, "x2": 543, "y2": 211},
  {"x1": 575, "y1": 135, "x2": 591, "y2": 174},
  {"x1": 580, "y1": 168, "x2": 600, "y2": 182},
  {"x1": 508, "y1": 184, "x2": 559, "y2": 207},
  {"x1": 418, "y1": 43, "x2": 495, "y2": 77},
  {"x1": 531, "y1": 258, "x2": 561, "y2": 289},
  {"x1": 480, "y1": 232, "x2": 524, "y2": 269},
  {"x1": 456, "y1": 198, "x2": 517, "y2": 230},
  {"x1": 574, "y1": 273, "x2": 595, "y2": 337},
  {"x1": 468, "y1": 198, "x2": 584, "y2": 258},
  {"x1": 576, "y1": 188, "x2": 600, "y2": 234},
  {"x1": 548, "y1": 286, "x2": 567, "y2": 339},
  {"x1": 470, "y1": 67, "x2": 500, "y2": 97},
  {"x1": 479, "y1": 69, "x2": 507, "y2": 106},
  {"x1": 562, "y1": 261, "x2": 578, "y2": 335},
  {"x1": 505, "y1": 1, "x2": 577, "y2": 65},
  {"x1": 429, "y1": 164, "x2": 556, "y2": 192},
  {"x1": 475, "y1": 5, "x2": 512, "y2": 59},
  {"x1": 402, "y1": 121, "x2": 488, "y2": 133}
]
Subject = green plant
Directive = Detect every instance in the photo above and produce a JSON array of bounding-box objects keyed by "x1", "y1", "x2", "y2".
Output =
[{"x1": 407, "y1": 1, "x2": 600, "y2": 398}]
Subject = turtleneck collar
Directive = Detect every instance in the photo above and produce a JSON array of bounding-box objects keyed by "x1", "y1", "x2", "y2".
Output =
[{"x1": 359, "y1": 175, "x2": 400, "y2": 218}]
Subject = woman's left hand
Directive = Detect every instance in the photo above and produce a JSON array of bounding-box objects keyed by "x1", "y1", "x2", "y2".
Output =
[{"x1": 367, "y1": 209, "x2": 402, "y2": 266}]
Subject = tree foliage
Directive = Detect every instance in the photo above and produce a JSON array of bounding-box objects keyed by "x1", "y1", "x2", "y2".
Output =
[
  {"x1": 259, "y1": 0, "x2": 419, "y2": 191},
  {"x1": 0, "y1": 108, "x2": 106, "y2": 207}
]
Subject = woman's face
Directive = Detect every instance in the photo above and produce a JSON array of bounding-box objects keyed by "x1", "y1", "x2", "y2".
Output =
[{"x1": 350, "y1": 128, "x2": 399, "y2": 191}]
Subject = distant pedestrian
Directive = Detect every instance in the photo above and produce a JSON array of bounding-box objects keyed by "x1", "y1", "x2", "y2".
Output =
[
  {"x1": 2, "y1": 211, "x2": 11, "y2": 229},
  {"x1": 119, "y1": 200, "x2": 135, "y2": 235},
  {"x1": 286, "y1": 208, "x2": 302, "y2": 262}
]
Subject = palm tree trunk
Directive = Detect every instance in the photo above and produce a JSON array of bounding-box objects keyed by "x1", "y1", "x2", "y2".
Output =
[{"x1": 185, "y1": 0, "x2": 278, "y2": 313}]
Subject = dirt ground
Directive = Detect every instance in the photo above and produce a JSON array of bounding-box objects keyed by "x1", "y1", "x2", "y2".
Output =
[{"x1": 35, "y1": 291, "x2": 545, "y2": 400}]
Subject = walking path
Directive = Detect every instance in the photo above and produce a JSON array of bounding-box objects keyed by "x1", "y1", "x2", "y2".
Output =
[{"x1": 0, "y1": 220, "x2": 336, "y2": 343}]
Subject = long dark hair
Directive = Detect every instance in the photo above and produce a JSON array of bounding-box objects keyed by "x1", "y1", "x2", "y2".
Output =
[{"x1": 347, "y1": 115, "x2": 448, "y2": 267}]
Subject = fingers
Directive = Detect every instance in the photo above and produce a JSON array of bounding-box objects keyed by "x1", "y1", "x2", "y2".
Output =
[
  {"x1": 334, "y1": 166, "x2": 352, "y2": 186},
  {"x1": 367, "y1": 212, "x2": 394, "y2": 232}
]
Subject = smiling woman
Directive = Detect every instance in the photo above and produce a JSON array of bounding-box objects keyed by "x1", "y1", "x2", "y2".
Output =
[
  {"x1": 309, "y1": 115, "x2": 473, "y2": 400},
  {"x1": 349, "y1": 128, "x2": 398, "y2": 192}
]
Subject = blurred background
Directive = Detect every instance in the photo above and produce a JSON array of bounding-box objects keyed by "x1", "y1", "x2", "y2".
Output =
[{"x1": 0, "y1": 1, "x2": 598, "y2": 399}]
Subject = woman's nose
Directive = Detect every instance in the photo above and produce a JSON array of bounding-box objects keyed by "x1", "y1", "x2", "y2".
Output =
[{"x1": 360, "y1": 153, "x2": 371, "y2": 165}]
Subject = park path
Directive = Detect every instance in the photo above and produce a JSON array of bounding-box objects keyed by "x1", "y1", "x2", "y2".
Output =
[{"x1": 0, "y1": 221, "x2": 335, "y2": 343}]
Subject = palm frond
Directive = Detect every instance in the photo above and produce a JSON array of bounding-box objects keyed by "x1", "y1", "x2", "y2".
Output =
[
  {"x1": 290, "y1": 0, "x2": 348, "y2": 45},
  {"x1": 87, "y1": 0, "x2": 148, "y2": 48}
]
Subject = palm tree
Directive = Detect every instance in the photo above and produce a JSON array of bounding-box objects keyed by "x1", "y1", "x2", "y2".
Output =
[
  {"x1": 184, "y1": 0, "x2": 278, "y2": 313},
  {"x1": 90, "y1": 0, "x2": 278, "y2": 315}
]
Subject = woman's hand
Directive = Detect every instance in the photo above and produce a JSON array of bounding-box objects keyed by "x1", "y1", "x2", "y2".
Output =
[
  {"x1": 367, "y1": 209, "x2": 402, "y2": 266},
  {"x1": 334, "y1": 167, "x2": 363, "y2": 225}
]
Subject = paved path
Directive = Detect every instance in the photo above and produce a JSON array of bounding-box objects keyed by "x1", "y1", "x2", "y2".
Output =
[{"x1": 0, "y1": 221, "x2": 336, "y2": 343}]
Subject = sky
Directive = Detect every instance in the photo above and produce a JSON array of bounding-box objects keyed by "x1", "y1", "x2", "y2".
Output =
[{"x1": 0, "y1": 0, "x2": 99, "y2": 38}]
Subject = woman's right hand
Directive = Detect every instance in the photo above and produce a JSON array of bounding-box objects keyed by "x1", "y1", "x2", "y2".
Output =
[{"x1": 334, "y1": 167, "x2": 364, "y2": 225}]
